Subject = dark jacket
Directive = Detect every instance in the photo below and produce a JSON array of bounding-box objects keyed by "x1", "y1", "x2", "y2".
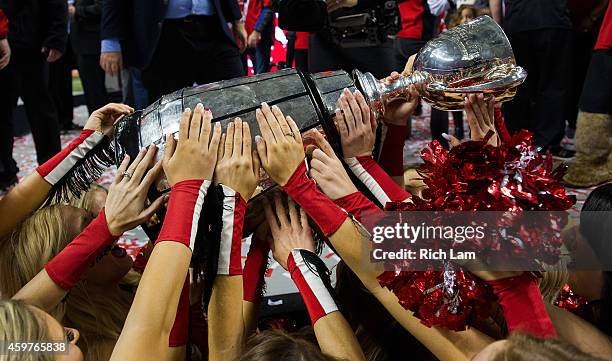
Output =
[
  {"x1": 71, "y1": 0, "x2": 102, "y2": 55},
  {"x1": 101, "y1": 0, "x2": 242, "y2": 69},
  {"x1": 0, "y1": 0, "x2": 67, "y2": 52}
]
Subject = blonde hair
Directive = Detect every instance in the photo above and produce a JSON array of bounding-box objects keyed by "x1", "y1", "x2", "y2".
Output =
[
  {"x1": 538, "y1": 257, "x2": 569, "y2": 304},
  {"x1": 0, "y1": 299, "x2": 53, "y2": 361},
  {"x1": 492, "y1": 333, "x2": 606, "y2": 361},
  {"x1": 0, "y1": 203, "x2": 139, "y2": 361},
  {"x1": 0, "y1": 205, "x2": 67, "y2": 309},
  {"x1": 68, "y1": 183, "x2": 107, "y2": 215}
]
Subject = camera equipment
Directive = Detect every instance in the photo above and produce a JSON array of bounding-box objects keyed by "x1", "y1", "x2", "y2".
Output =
[{"x1": 328, "y1": 1, "x2": 400, "y2": 48}]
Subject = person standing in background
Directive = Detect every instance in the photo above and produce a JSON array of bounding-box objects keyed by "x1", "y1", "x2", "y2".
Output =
[
  {"x1": 558, "y1": 0, "x2": 609, "y2": 159},
  {"x1": 307, "y1": 0, "x2": 399, "y2": 79},
  {"x1": 0, "y1": 0, "x2": 66, "y2": 190},
  {"x1": 100, "y1": 0, "x2": 247, "y2": 104},
  {"x1": 49, "y1": 0, "x2": 78, "y2": 131},
  {"x1": 70, "y1": 0, "x2": 115, "y2": 115},
  {"x1": 293, "y1": 31, "x2": 309, "y2": 71},
  {"x1": 393, "y1": 0, "x2": 449, "y2": 147},
  {"x1": 490, "y1": 0, "x2": 573, "y2": 153},
  {"x1": 243, "y1": 0, "x2": 275, "y2": 74},
  {"x1": 564, "y1": 0, "x2": 612, "y2": 187}
]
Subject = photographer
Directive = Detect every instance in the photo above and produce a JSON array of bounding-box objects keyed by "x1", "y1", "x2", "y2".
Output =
[{"x1": 306, "y1": 0, "x2": 400, "y2": 78}]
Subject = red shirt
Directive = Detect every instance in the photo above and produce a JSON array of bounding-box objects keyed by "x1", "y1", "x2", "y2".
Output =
[
  {"x1": 595, "y1": 1, "x2": 612, "y2": 50},
  {"x1": 0, "y1": 9, "x2": 8, "y2": 39},
  {"x1": 295, "y1": 31, "x2": 309, "y2": 50},
  {"x1": 245, "y1": 0, "x2": 272, "y2": 34},
  {"x1": 396, "y1": 0, "x2": 437, "y2": 41}
]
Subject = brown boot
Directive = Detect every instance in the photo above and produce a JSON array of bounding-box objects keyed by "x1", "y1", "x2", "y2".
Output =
[{"x1": 563, "y1": 112, "x2": 612, "y2": 188}]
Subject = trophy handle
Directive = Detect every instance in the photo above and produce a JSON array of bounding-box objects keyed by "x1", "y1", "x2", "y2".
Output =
[{"x1": 426, "y1": 65, "x2": 527, "y2": 94}]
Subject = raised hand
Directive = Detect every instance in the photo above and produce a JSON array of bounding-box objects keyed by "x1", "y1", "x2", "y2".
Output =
[
  {"x1": 264, "y1": 194, "x2": 314, "y2": 270},
  {"x1": 335, "y1": 88, "x2": 377, "y2": 158},
  {"x1": 309, "y1": 129, "x2": 357, "y2": 200},
  {"x1": 85, "y1": 103, "x2": 134, "y2": 136},
  {"x1": 105, "y1": 146, "x2": 166, "y2": 236},
  {"x1": 214, "y1": 117, "x2": 261, "y2": 200},
  {"x1": 443, "y1": 94, "x2": 499, "y2": 148},
  {"x1": 254, "y1": 103, "x2": 304, "y2": 186},
  {"x1": 381, "y1": 72, "x2": 420, "y2": 126},
  {"x1": 465, "y1": 94, "x2": 498, "y2": 146},
  {"x1": 163, "y1": 104, "x2": 222, "y2": 186}
]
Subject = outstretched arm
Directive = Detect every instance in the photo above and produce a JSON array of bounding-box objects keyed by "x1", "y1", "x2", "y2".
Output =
[
  {"x1": 209, "y1": 117, "x2": 260, "y2": 360},
  {"x1": 265, "y1": 194, "x2": 365, "y2": 361},
  {"x1": 0, "y1": 103, "x2": 133, "y2": 241},
  {"x1": 111, "y1": 105, "x2": 221, "y2": 361},
  {"x1": 255, "y1": 104, "x2": 494, "y2": 361},
  {"x1": 13, "y1": 146, "x2": 163, "y2": 311},
  {"x1": 334, "y1": 89, "x2": 412, "y2": 206}
]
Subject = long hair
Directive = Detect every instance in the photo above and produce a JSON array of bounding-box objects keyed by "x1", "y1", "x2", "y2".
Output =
[
  {"x1": 0, "y1": 205, "x2": 68, "y2": 320},
  {"x1": 539, "y1": 257, "x2": 569, "y2": 304},
  {"x1": 492, "y1": 333, "x2": 607, "y2": 361},
  {"x1": 0, "y1": 203, "x2": 137, "y2": 361},
  {"x1": 239, "y1": 329, "x2": 337, "y2": 361},
  {"x1": 579, "y1": 184, "x2": 612, "y2": 336},
  {"x1": 0, "y1": 299, "x2": 54, "y2": 361}
]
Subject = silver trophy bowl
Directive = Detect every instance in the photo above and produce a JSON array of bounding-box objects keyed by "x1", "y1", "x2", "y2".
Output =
[{"x1": 355, "y1": 15, "x2": 528, "y2": 114}]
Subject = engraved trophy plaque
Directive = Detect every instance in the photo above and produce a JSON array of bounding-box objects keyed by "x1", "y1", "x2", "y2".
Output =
[{"x1": 355, "y1": 15, "x2": 528, "y2": 114}]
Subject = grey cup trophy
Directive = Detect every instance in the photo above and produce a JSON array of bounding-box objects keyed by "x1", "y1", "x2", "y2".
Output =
[
  {"x1": 111, "y1": 15, "x2": 525, "y2": 196},
  {"x1": 355, "y1": 15, "x2": 527, "y2": 115}
]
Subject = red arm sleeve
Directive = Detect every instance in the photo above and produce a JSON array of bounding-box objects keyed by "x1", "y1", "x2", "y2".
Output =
[
  {"x1": 487, "y1": 273, "x2": 557, "y2": 338},
  {"x1": 0, "y1": 9, "x2": 8, "y2": 39}
]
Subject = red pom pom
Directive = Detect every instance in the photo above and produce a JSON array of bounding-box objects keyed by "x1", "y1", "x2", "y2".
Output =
[{"x1": 378, "y1": 130, "x2": 576, "y2": 330}]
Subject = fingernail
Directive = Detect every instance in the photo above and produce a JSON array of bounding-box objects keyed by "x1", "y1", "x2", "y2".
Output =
[
  {"x1": 215, "y1": 122, "x2": 221, "y2": 129},
  {"x1": 204, "y1": 106, "x2": 210, "y2": 111},
  {"x1": 184, "y1": 107, "x2": 191, "y2": 113},
  {"x1": 255, "y1": 135, "x2": 262, "y2": 143},
  {"x1": 195, "y1": 103, "x2": 203, "y2": 111},
  {"x1": 164, "y1": 194, "x2": 170, "y2": 201},
  {"x1": 261, "y1": 102, "x2": 268, "y2": 108},
  {"x1": 150, "y1": 144, "x2": 157, "y2": 149},
  {"x1": 354, "y1": 89, "x2": 362, "y2": 96},
  {"x1": 441, "y1": 133, "x2": 450, "y2": 141}
]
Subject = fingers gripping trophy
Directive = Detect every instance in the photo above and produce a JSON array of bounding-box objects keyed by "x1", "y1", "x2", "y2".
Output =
[{"x1": 47, "y1": 15, "x2": 527, "y2": 228}]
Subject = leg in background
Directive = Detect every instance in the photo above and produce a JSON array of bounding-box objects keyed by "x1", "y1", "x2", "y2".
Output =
[
  {"x1": 76, "y1": 53, "x2": 109, "y2": 114},
  {"x1": 0, "y1": 61, "x2": 19, "y2": 186},
  {"x1": 529, "y1": 28, "x2": 572, "y2": 149},
  {"x1": 430, "y1": 108, "x2": 449, "y2": 149},
  {"x1": 14, "y1": 48, "x2": 61, "y2": 165}
]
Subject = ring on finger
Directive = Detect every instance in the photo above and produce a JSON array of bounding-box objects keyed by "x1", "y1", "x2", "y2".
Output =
[{"x1": 123, "y1": 171, "x2": 132, "y2": 179}]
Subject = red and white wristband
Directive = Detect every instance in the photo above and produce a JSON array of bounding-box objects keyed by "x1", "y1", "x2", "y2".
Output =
[
  {"x1": 36, "y1": 129, "x2": 105, "y2": 185},
  {"x1": 282, "y1": 161, "x2": 348, "y2": 237},
  {"x1": 288, "y1": 249, "x2": 338, "y2": 325},
  {"x1": 45, "y1": 208, "x2": 120, "y2": 290},
  {"x1": 345, "y1": 155, "x2": 410, "y2": 206},
  {"x1": 156, "y1": 179, "x2": 211, "y2": 250},
  {"x1": 243, "y1": 234, "x2": 270, "y2": 303},
  {"x1": 217, "y1": 184, "x2": 246, "y2": 275},
  {"x1": 334, "y1": 191, "x2": 382, "y2": 223}
]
